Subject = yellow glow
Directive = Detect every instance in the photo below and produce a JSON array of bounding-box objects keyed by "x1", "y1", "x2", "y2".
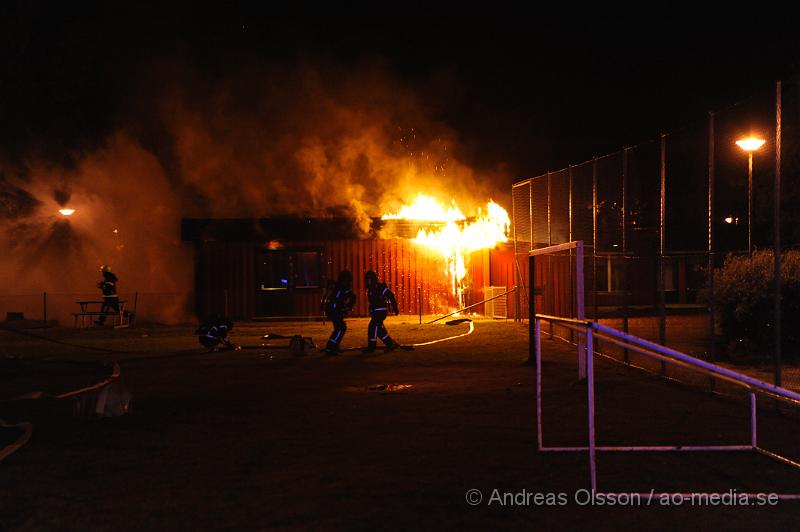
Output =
[
  {"x1": 383, "y1": 195, "x2": 510, "y2": 307},
  {"x1": 736, "y1": 137, "x2": 766, "y2": 152},
  {"x1": 382, "y1": 193, "x2": 465, "y2": 222},
  {"x1": 724, "y1": 216, "x2": 734, "y2": 224},
  {"x1": 59, "y1": 209, "x2": 75, "y2": 216}
]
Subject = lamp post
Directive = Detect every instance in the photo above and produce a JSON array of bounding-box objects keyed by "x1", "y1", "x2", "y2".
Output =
[{"x1": 735, "y1": 136, "x2": 766, "y2": 256}]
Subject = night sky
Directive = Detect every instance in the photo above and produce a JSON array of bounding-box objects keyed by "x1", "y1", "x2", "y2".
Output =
[{"x1": 3, "y1": 6, "x2": 798, "y2": 180}]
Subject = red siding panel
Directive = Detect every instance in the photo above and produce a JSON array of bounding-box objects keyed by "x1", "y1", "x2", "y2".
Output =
[{"x1": 196, "y1": 237, "x2": 500, "y2": 318}]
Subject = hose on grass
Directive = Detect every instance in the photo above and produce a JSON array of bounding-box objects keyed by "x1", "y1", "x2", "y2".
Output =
[
  {"x1": 411, "y1": 320, "x2": 475, "y2": 347},
  {"x1": 0, "y1": 419, "x2": 32, "y2": 462}
]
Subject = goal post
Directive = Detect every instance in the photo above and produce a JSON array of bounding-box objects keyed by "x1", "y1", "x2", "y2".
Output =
[
  {"x1": 527, "y1": 241, "x2": 586, "y2": 379},
  {"x1": 533, "y1": 312, "x2": 800, "y2": 499}
]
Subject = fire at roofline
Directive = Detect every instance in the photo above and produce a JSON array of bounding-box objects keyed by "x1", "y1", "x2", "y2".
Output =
[{"x1": 0, "y1": 61, "x2": 514, "y2": 322}]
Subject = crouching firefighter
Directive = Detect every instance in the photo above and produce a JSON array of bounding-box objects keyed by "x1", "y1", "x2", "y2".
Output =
[
  {"x1": 196, "y1": 316, "x2": 239, "y2": 352},
  {"x1": 363, "y1": 270, "x2": 400, "y2": 352},
  {"x1": 323, "y1": 270, "x2": 356, "y2": 355}
]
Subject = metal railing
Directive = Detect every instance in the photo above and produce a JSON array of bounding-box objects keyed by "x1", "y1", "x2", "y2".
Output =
[{"x1": 534, "y1": 313, "x2": 800, "y2": 499}]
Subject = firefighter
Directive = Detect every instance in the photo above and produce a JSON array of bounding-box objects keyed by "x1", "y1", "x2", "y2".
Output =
[
  {"x1": 363, "y1": 270, "x2": 400, "y2": 352},
  {"x1": 323, "y1": 270, "x2": 356, "y2": 355},
  {"x1": 195, "y1": 315, "x2": 238, "y2": 352},
  {"x1": 94, "y1": 265, "x2": 120, "y2": 326}
]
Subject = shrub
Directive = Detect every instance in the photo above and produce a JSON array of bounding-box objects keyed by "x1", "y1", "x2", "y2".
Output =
[{"x1": 710, "y1": 250, "x2": 800, "y2": 359}]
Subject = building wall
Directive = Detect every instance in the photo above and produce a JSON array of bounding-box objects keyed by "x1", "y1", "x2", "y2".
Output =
[
  {"x1": 195, "y1": 238, "x2": 505, "y2": 319},
  {"x1": 195, "y1": 241, "x2": 256, "y2": 319},
  {"x1": 486, "y1": 244, "x2": 523, "y2": 319}
]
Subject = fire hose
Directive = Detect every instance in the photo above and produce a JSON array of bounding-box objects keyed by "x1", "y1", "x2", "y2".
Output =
[
  {"x1": 0, "y1": 419, "x2": 32, "y2": 462},
  {"x1": 0, "y1": 361, "x2": 126, "y2": 462},
  {"x1": 411, "y1": 319, "x2": 474, "y2": 346}
]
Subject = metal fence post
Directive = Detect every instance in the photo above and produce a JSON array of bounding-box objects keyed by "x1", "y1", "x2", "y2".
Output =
[
  {"x1": 774, "y1": 80, "x2": 782, "y2": 387},
  {"x1": 592, "y1": 157, "x2": 598, "y2": 321},
  {"x1": 577, "y1": 242, "x2": 586, "y2": 380},
  {"x1": 535, "y1": 317, "x2": 542, "y2": 449},
  {"x1": 512, "y1": 187, "x2": 520, "y2": 322},
  {"x1": 547, "y1": 172, "x2": 554, "y2": 338},
  {"x1": 659, "y1": 134, "x2": 667, "y2": 373},
  {"x1": 569, "y1": 165, "x2": 574, "y2": 344},
  {"x1": 622, "y1": 148, "x2": 629, "y2": 362},
  {"x1": 750, "y1": 392, "x2": 758, "y2": 448},
  {"x1": 586, "y1": 325, "x2": 597, "y2": 492},
  {"x1": 708, "y1": 111, "x2": 716, "y2": 362},
  {"x1": 528, "y1": 254, "x2": 536, "y2": 365}
]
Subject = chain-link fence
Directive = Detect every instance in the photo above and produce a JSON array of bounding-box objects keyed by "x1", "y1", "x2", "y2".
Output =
[{"x1": 513, "y1": 80, "x2": 800, "y2": 389}]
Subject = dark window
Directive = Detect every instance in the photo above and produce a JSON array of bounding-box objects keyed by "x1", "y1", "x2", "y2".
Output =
[
  {"x1": 596, "y1": 256, "x2": 625, "y2": 293},
  {"x1": 258, "y1": 251, "x2": 291, "y2": 290},
  {"x1": 294, "y1": 252, "x2": 321, "y2": 288},
  {"x1": 664, "y1": 260, "x2": 677, "y2": 292},
  {"x1": 610, "y1": 258, "x2": 625, "y2": 291},
  {"x1": 257, "y1": 250, "x2": 321, "y2": 290}
]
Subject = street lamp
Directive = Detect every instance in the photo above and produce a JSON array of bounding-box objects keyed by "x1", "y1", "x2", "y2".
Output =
[{"x1": 736, "y1": 136, "x2": 766, "y2": 256}]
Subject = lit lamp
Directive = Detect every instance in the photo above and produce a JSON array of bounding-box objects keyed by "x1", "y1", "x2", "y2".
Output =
[
  {"x1": 59, "y1": 208, "x2": 75, "y2": 216},
  {"x1": 735, "y1": 136, "x2": 766, "y2": 256}
]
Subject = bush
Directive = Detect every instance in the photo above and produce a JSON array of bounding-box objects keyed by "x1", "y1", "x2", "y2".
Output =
[{"x1": 710, "y1": 250, "x2": 800, "y2": 359}]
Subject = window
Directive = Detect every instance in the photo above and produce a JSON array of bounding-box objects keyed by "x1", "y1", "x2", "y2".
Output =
[
  {"x1": 663, "y1": 260, "x2": 676, "y2": 292},
  {"x1": 258, "y1": 251, "x2": 291, "y2": 290},
  {"x1": 596, "y1": 256, "x2": 625, "y2": 293},
  {"x1": 295, "y1": 252, "x2": 321, "y2": 288},
  {"x1": 257, "y1": 250, "x2": 321, "y2": 290}
]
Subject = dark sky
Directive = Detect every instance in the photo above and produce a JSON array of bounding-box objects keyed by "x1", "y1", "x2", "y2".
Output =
[{"x1": 2, "y1": 4, "x2": 798, "y2": 179}]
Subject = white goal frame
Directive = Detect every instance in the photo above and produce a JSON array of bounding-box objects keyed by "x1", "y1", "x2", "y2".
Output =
[
  {"x1": 527, "y1": 241, "x2": 586, "y2": 378},
  {"x1": 534, "y1": 312, "x2": 800, "y2": 500}
]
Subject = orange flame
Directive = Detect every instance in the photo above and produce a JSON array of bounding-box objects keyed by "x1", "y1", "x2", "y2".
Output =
[
  {"x1": 382, "y1": 194, "x2": 465, "y2": 222},
  {"x1": 383, "y1": 194, "x2": 510, "y2": 307}
]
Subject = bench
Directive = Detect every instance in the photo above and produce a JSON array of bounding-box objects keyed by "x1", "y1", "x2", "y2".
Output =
[{"x1": 73, "y1": 300, "x2": 129, "y2": 328}]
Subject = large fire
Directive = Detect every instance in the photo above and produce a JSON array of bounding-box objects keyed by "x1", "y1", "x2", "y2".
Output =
[{"x1": 383, "y1": 194, "x2": 510, "y2": 308}]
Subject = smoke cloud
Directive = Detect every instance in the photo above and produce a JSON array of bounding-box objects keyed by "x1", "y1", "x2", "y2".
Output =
[{"x1": 0, "y1": 58, "x2": 511, "y2": 323}]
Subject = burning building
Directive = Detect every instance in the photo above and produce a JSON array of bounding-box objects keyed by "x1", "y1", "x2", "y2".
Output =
[{"x1": 181, "y1": 196, "x2": 517, "y2": 320}]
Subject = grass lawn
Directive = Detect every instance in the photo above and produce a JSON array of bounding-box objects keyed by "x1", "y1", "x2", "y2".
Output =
[{"x1": 2, "y1": 318, "x2": 799, "y2": 530}]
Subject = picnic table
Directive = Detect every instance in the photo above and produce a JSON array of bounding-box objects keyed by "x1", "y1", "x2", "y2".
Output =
[{"x1": 73, "y1": 300, "x2": 128, "y2": 328}]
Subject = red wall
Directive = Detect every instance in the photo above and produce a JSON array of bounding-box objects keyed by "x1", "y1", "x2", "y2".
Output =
[
  {"x1": 196, "y1": 242, "x2": 255, "y2": 319},
  {"x1": 487, "y1": 244, "x2": 522, "y2": 319},
  {"x1": 196, "y1": 238, "x2": 509, "y2": 319}
]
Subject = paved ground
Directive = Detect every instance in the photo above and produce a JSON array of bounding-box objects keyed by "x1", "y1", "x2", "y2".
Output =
[{"x1": 1, "y1": 318, "x2": 799, "y2": 530}]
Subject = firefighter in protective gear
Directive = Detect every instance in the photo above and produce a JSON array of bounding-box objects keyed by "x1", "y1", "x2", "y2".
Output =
[
  {"x1": 323, "y1": 270, "x2": 356, "y2": 355},
  {"x1": 195, "y1": 316, "x2": 238, "y2": 352},
  {"x1": 95, "y1": 265, "x2": 119, "y2": 326},
  {"x1": 363, "y1": 270, "x2": 400, "y2": 352}
]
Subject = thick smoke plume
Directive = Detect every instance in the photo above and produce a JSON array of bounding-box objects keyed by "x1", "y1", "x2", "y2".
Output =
[{"x1": 0, "y1": 60, "x2": 511, "y2": 323}]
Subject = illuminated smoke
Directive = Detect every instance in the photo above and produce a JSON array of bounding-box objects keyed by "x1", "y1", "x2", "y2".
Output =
[{"x1": 0, "y1": 61, "x2": 511, "y2": 323}]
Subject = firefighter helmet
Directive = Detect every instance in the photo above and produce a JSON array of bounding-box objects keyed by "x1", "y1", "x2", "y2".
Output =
[
  {"x1": 364, "y1": 270, "x2": 378, "y2": 283},
  {"x1": 100, "y1": 264, "x2": 111, "y2": 273},
  {"x1": 338, "y1": 270, "x2": 353, "y2": 284}
]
